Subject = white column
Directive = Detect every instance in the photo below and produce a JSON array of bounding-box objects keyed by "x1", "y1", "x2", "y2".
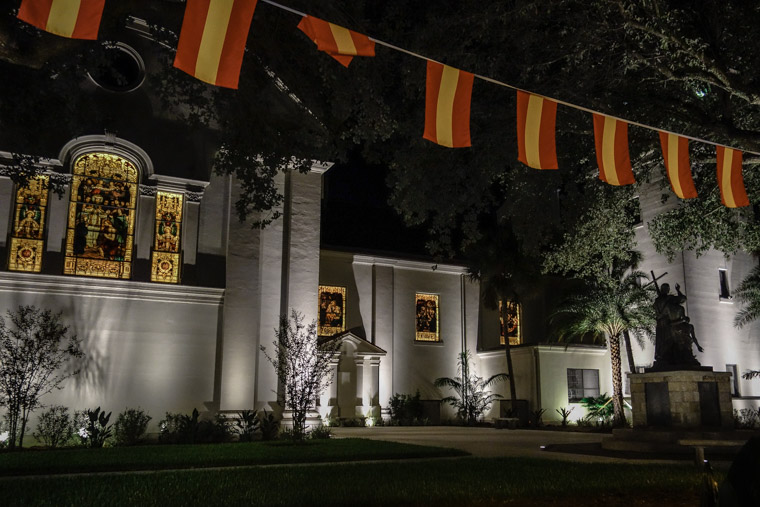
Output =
[
  {"x1": 369, "y1": 357, "x2": 381, "y2": 417},
  {"x1": 355, "y1": 358, "x2": 365, "y2": 417}
]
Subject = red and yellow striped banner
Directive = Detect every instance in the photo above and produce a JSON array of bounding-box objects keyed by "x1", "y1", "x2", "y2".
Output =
[
  {"x1": 516, "y1": 91, "x2": 558, "y2": 170},
  {"x1": 592, "y1": 114, "x2": 635, "y2": 186},
  {"x1": 174, "y1": 0, "x2": 258, "y2": 89},
  {"x1": 659, "y1": 132, "x2": 697, "y2": 199},
  {"x1": 716, "y1": 146, "x2": 749, "y2": 208},
  {"x1": 423, "y1": 61, "x2": 474, "y2": 148},
  {"x1": 17, "y1": 0, "x2": 105, "y2": 39},
  {"x1": 297, "y1": 15, "x2": 375, "y2": 68}
]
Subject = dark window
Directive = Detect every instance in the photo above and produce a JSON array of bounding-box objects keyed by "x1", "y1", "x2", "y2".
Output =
[
  {"x1": 719, "y1": 269, "x2": 731, "y2": 299},
  {"x1": 727, "y1": 364, "x2": 740, "y2": 397},
  {"x1": 567, "y1": 368, "x2": 600, "y2": 402}
]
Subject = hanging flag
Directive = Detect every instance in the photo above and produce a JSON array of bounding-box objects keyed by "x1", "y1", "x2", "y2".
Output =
[
  {"x1": 423, "y1": 61, "x2": 474, "y2": 148},
  {"x1": 297, "y1": 15, "x2": 375, "y2": 68},
  {"x1": 174, "y1": 0, "x2": 258, "y2": 89},
  {"x1": 716, "y1": 146, "x2": 749, "y2": 208},
  {"x1": 658, "y1": 132, "x2": 697, "y2": 199},
  {"x1": 17, "y1": 0, "x2": 105, "y2": 39},
  {"x1": 592, "y1": 114, "x2": 635, "y2": 186},
  {"x1": 516, "y1": 91, "x2": 558, "y2": 170}
]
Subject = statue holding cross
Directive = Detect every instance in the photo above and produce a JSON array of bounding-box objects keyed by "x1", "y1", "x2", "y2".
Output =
[{"x1": 649, "y1": 271, "x2": 705, "y2": 370}]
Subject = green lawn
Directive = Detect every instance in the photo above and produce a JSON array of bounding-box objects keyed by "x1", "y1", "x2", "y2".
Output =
[
  {"x1": 0, "y1": 438, "x2": 465, "y2": 476},
  {"x1": 0, "y1": 455, "x2": 713, "y2": 506}
]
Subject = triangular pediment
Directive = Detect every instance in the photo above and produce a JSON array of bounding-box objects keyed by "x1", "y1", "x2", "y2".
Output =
[{"x1": 330, "y1": 331, "x2": 387, "y2": 356}]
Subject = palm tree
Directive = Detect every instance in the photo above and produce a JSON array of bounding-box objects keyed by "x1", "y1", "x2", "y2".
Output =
[
  {"x1": 734, "y1": 263, "x2": 760, "y2": 329},
  {"x1": 552, "y1": 270, "x2": 655, "y2": 426},
  {"x1": 434, "y1": 350, "x2": 509, "y2": 425}
]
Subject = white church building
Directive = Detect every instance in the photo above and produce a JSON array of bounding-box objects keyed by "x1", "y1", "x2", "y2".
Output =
[{"x1": 1, "y1": 134, "x2": 758, "y2": 430}]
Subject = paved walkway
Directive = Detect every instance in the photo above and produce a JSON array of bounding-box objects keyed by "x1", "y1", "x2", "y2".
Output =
[{"x1": 331, "y1": 426, "x2": 689, "y2": 464}]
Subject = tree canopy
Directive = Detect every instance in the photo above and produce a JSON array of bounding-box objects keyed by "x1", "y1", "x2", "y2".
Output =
[{"x1": 2, "y1": 1, "x2": 760, "y2": 264}]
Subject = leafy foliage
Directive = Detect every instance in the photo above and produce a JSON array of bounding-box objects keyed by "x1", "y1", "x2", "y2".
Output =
[
  {"x1": 33, "y1": 405, "x2": 73, "y2": 448},
  {"x1": 234, "y1": 409, "x2": 260, "y2": 443},
  {"x1": 0, "y1": 306, "x2": 83, "y2": 449},
  {"x1": 733, "y1": 264, "x2": 760, "y2": 328},
  {"x1": 114, "y1": 407, "x2": 151, "y2": 446},
  {"x1": 388, "y1": 390, "x2": 424, "y2": 426},
  {"x1": 581, "y1": 394, "x2": 615, "y2": 426},
  {"x1": 258, "y1": 409, "x2": 280, "y2": 441},
  {"x1": 77, "y1": 407, "x2": 113, "y2": 448},
  {"x1": 261, "y1": 310, "x2": 341, "y2": 441},
  {"x1": 158, "y1": 409, "x2": 231, "y2": 445},
  {"x1": 555, "y1": 406, "x2": 575, "y2": 427},
  {"x1": 434, "y1": 350, "x2": 509, "y2": 425}
]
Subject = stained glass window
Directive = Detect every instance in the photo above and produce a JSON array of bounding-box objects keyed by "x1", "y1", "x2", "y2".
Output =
[
  {"x1": 151, "y1": 191, "x2": 183, "y2": 283},
  {"x1": 499, "y1": 300, "x2": 522, "y2": 345},
  {"x1": 415, "y1": 293, "x2": 439, "y2": 342},
  {"x1": 8, "y1": 176, "x2": 49, "y2": 272},
  {"x1": 318, "y1": 285, "x2": 346, "y2": 336},
  {"x1": 64, "y1": 153, "x2": 138, "y2": 279}
]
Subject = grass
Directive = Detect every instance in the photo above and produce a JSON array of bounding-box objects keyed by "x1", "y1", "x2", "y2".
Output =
[
  {"x1": 0, "y1": 455, "x2": 715, "y2": 506},
  {"x1": 0, "y1": 438, "x2": 466, "y2": 476}
]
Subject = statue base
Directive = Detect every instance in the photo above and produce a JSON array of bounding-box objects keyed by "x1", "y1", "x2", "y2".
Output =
[
  {"x1": 645, "y1": 363, "x2": 713, "y2": 373},
  {"x1": 628, "y1": 370, "x2": 733, "y2": 429}
]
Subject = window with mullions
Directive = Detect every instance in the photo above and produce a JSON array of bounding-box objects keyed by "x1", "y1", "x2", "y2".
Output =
[
  {"x1": 567, "y1": 368, "x2": 600, "y2": 402},
  {"x1": 8, "y1": 176, "x2": 49, "y2": 272},
  {"x1": 64, "y1": 153, "x2": 138, "y2": 279},
  {"x1": 151, "y1": 191, "x2": 183, "y2": 283},
  {"x1": 499, "y1": 300, "x2": 522, "y2": 345}
]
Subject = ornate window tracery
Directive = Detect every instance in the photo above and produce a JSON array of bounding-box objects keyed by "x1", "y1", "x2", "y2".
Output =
[
  {"x1": 151, "y1": 191, "x2": 183, "y2": 283},
  {"x1": 8, "y1": 176, "x2": 49, "y2": 272},
  {"x1": 499, "y1": 300, "x2": 522, "y2": 345},
  {"x1": 64, "y1": 153, "x2": 138, "y2": 279}
]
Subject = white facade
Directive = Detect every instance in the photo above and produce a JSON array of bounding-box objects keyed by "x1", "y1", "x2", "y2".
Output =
[{"x1": 1, "y1": 141, "x2": 759, "y2": 431}]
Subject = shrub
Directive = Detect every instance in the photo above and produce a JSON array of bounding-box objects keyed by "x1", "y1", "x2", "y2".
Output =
[
  {"x1": 310, "y1": 424, "x2": 332, "y2": 439},
  {"x1": 733, "y1": 408, "x2": 760, "y2": 429},
  {"x1": 114, "y1": 408, "x2": 151, "y2": 446},
  {"x1": 234, "y1": 410, "x2": 260, "y2": 442},
  {"x1": 389, "y1": 390, "x2": 423, "y2": 425},
  {"x1": 556, "y1": 407, "x2": 575, "y2": 427},
  {"x1": 259, "y1": 409, "x2": 280, "y2": 441},
  {"x1": 76, "y1": 407, "x2": 113, "y2": 448},
  {"x1": 580, "y1": 394, "x2": 614, "y2": 425},
  {"x1": 529, "y1": 408, "x2": 546, "y2": 427},
  {"x1": 33, "y1": 405, "x2": 73, "y2": 448},
  {"x1": 159, "y1": 409, "x2": 232, "y2": 444}
]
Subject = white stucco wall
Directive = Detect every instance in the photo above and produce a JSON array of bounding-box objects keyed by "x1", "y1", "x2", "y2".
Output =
[{"x1": 0, "y1": 272, "x2": 223, "y2": 432}]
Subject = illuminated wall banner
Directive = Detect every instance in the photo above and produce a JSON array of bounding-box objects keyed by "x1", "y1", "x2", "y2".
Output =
[
  {"x1": 64, "y1": 153, "x2": 138, "y2": 279},
  {"x1": 318, "y1": 285, "x2": 346, "y2": 336},
  {"x1": 8, "y1": 176, "x2": 49, "y2": 273},
  {"x1": 499, "y1": 300, "x2": 522, "y2": 346},
  {"x1": 415, "y1": 293, "x2": 440, "y2": 342},
  {"x1": 151, "y1": 191, "x2": 183, "y2": 284}
]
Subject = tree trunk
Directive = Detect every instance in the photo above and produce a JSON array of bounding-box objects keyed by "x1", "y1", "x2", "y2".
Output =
[
  {"x1": 500, "y1": 300, "x2": 517, "y2": 402},
  {"x1": 609, "y1": 334, "x2": 626, "y2": 426},
  {"x1": 623, "y1": 330, "x2": 636, "y2": 374}
]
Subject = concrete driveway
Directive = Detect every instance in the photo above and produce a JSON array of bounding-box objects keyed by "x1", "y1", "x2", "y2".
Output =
[{"x1": 331, "y1": 426, "x2": 684, "y2": 464}]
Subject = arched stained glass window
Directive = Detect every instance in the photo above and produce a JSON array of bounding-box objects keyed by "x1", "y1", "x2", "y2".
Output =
[
  {"x1": 64, "y1": 153, "x2": 138, "y2": 279},
  {"x1": 8, "y1": 176, "x2": 49, "y2": 272}
]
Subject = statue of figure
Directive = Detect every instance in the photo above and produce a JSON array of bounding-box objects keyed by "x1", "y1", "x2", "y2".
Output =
[{"x1": 653, "y1": 282, "x2": 704, "y2": 368}]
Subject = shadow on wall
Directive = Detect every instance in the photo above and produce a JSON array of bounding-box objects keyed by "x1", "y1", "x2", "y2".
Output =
[{"x1": 59, "y1": 297, "x2": 110, "y2": 400}]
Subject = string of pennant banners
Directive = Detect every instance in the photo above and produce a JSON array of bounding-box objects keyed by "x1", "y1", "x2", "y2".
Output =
[{"x1": 15, "y1": 0, "x2": 756, "y2": 208}]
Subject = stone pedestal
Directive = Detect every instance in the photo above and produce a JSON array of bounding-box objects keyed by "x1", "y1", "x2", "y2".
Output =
[{"x1": 629, "y1": 370, "x2": 732, "y2": 429}]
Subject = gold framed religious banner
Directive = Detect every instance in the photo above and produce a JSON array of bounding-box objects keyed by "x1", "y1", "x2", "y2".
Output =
[
  {"x1": 499, "y1": 300, "x2": 522, "y2": 345},
  {"x1": 415, "y1": 293, "x2": 439, "y2": 342},
  {"x1": 8, "y1": 175, "x2": 49, "y2": 273},
  {"x1": 318, "y1": 285, "x2": 346, "y2": 336}
]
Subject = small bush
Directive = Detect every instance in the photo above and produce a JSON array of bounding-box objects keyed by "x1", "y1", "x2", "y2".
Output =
[
  {"x1": 114, "y1": 408, "x2": 151, "y2": 446},
  {"x1": 556, "y1": 407, "x2": 575, "y2": 427},
  {"x1": 159, "y1": 409, "x2": 231, "y2": 444},
  {"x1": 259, "y1": 409, "x2": 279, "y2": 441},
  {"x1": 234, "y1": 410, "x2": 260, "y2": 442},
  {"x1": 733, "y1": 408, "x2": 760, "y2": 429},
  {"x1": 389, "y1": 390, "x2": 423, "y2": 426},
  {"x1": 76, "y1": 407, "x2": 113, "y2": 448},
  {"x1": 529, "y1": 408, "x2": 546, "y2": 427},
  {"x1": 33, "y1": 405, "x2": 74, "y2": 448},
  {"x1": 310, "y1": 424, "x2": 332, "y2": 439}
]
